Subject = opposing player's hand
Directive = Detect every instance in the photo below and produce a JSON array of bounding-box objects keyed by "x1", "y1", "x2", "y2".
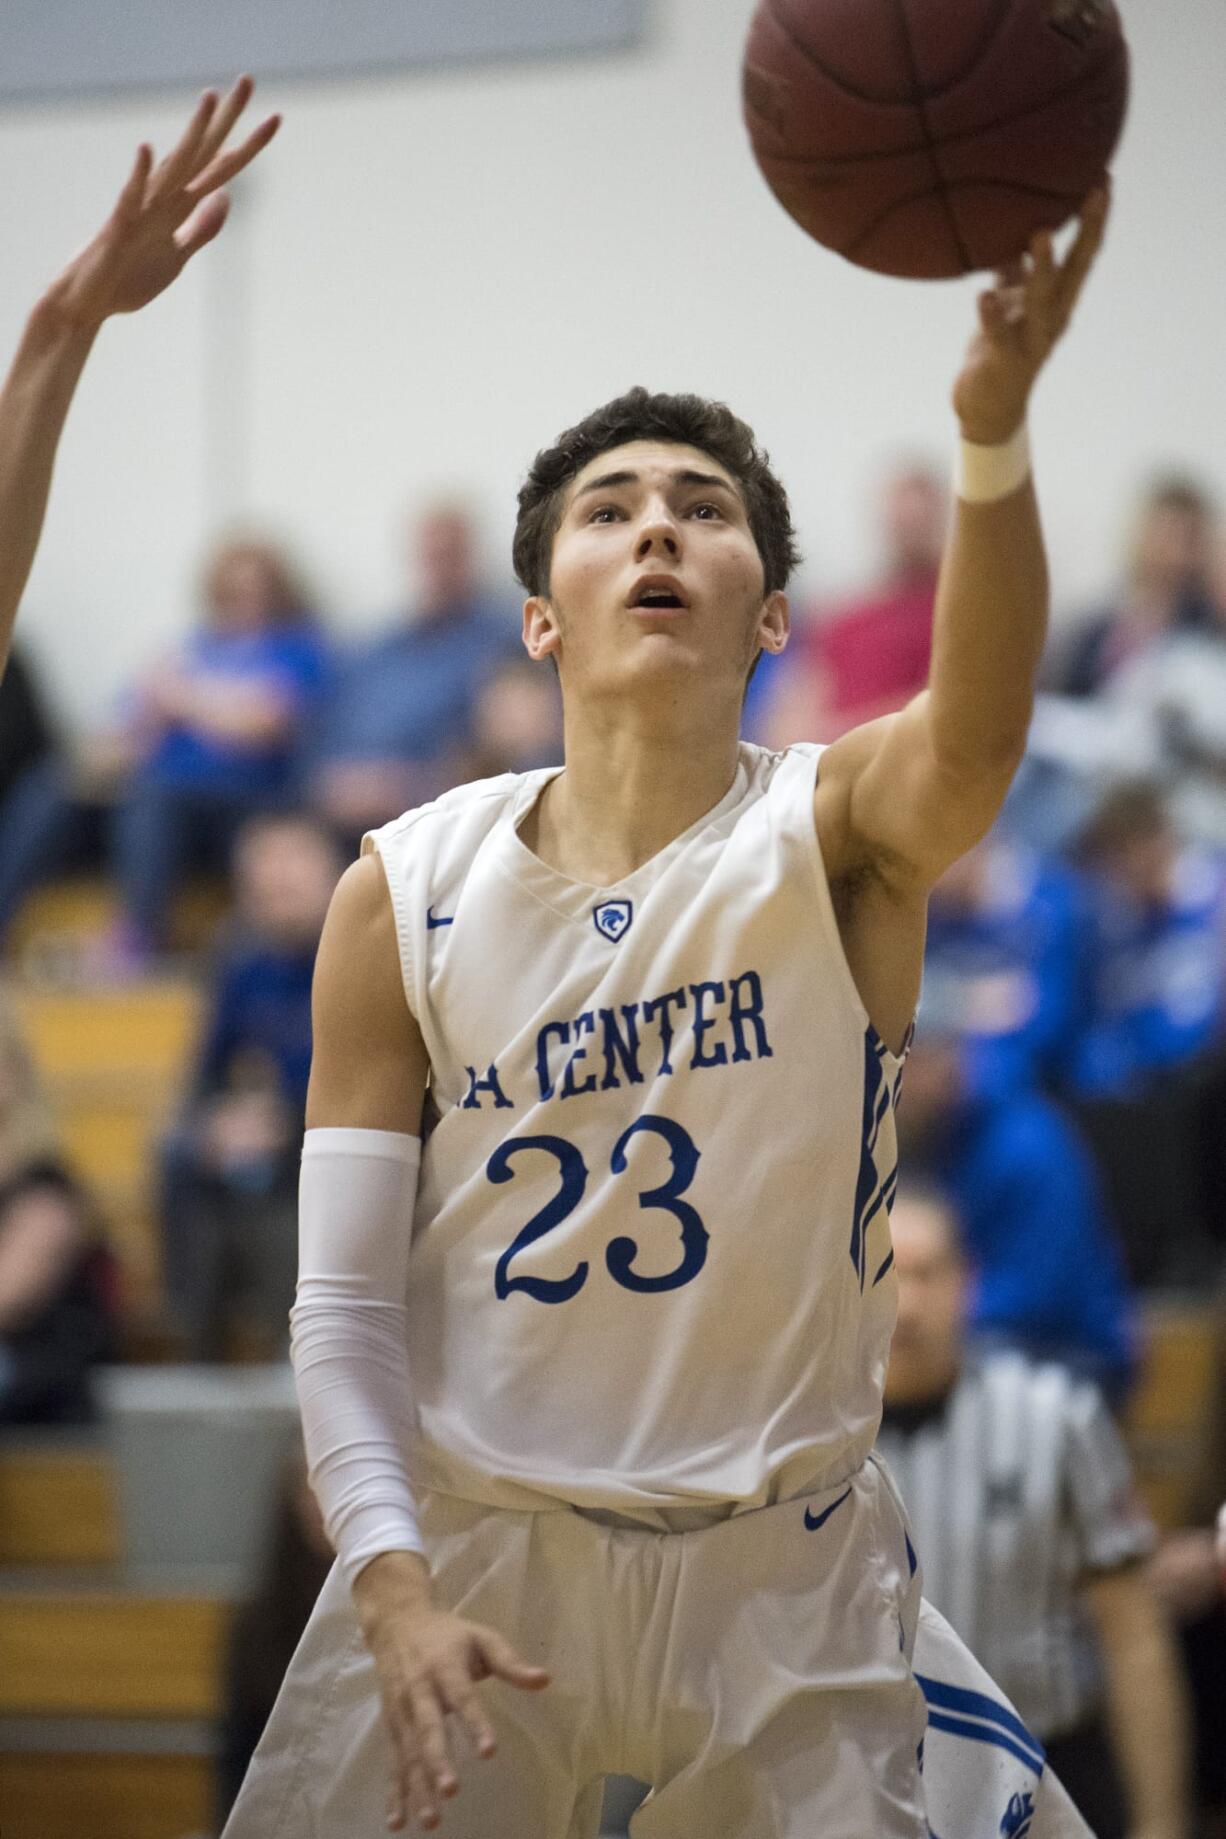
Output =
[
  {"x1": 952, "y1": 184, "x2": 1111, "y2": 445},
  {"x1": 354, "y1": 1563, "x2": 550, "y2": 1832},
  {"x1": 38, "y1": 76, "x2": 279, "y2": 335}
]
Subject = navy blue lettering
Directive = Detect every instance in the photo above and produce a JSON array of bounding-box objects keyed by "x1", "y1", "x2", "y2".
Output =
[
  {"x1": 642, "y1": 986, "x2": 687, "y2": 1075},
  {"x1": 462, "y1": 1063, "x2": 513, "y2": 1110},
  {"x1": 600, "y1": 1004, "x2": 644, "y2": 1091},
  {"x1": 689, "y1": 980, "x2": 728, "y2": 1068},
  {"x1": 560, "y1": 1011, "x2": 597, "y2": 1098},
  {"x1": 535, "y1": 1020, "x2": 570, "y2": 1101},
  {"x1": 728, "y1": 969, "x2": 773, "y2": 1063}
]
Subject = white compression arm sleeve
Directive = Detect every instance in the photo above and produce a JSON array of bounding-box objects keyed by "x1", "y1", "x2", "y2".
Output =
[{"x1": 290, "y1": 1126, "x2": 425, "y2": 1587}]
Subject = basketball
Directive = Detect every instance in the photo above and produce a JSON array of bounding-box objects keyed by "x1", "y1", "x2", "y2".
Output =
[{"x1": 742, "y1": 0, "x2": 1129, "y2": 278}]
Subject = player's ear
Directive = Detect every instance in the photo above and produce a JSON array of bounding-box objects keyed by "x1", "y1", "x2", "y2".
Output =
[
  {"x1": 757, "y1": 591, "x2": 789, "y2": 654},
  {"x1": 523, "y1": 595, "x2": 561, "y2": 662}
]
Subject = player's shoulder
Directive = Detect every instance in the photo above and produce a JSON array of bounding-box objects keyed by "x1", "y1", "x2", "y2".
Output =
[{"x1": 368, "y1": 768, "x2": 546, "y2": 852}]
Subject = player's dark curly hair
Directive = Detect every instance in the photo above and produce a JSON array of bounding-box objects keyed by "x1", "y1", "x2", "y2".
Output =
[{"x1": 512, "y1": 387, "x2": 802, "y2": 600}]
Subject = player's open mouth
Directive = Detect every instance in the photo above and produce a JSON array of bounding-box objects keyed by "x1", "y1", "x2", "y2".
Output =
[{"x1": 628, "y1": 575, "x2": 689, "y2": 610}]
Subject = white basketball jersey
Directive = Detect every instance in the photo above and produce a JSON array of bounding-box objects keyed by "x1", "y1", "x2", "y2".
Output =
[{"x1": 366, "y1": 741, "x2": 907, "y2": 1516}]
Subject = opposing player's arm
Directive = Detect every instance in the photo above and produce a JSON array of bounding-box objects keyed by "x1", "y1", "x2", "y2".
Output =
[
  {"x1": 815, "y1": 189, "x2": 1110, "y2": 894},
  {"x1": 1081, "y1": 1563, "x2": 1192, "y2": 1839},
  {"x1": 0, "y1": 80, "x2": 278, "y2": 676}
]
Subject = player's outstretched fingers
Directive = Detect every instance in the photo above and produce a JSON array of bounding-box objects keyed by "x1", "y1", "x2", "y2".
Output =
[
  {"x1": 472, "y1": 1626, "x2": 551, "y2": 1691},
  {"x1": 191, "y1": 73, "x2": 255, "y2": 173},
  {"x1": 409, "y1": 1679, "x2": 460, "y2": 1805},
  {"x1": 174, "y1": 194, "x2": 231, "y2": 263},
  {"x1": 406, "y1": 1756, "x2": 440, "y2": 1833},
  {"x1": 1053, "y1": 185, "x2": 1111, "y2": 328},
  {"x1": 111, "y1": 144, "x2": 154, "y2": 227},
  {"x1": 185, "y1": 112, "x2": 281, "y2": 203},
  {"x1": 149, "y1": 90, "x2": 220, "y2": 199},
  {"x1": 439, "y1": 1660, "x2": 498, "y2": 1761}
]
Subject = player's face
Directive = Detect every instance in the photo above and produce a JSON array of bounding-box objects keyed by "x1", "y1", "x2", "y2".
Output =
[{"x1": 523, "y1": 441, "x2": 788, "y2": 703}]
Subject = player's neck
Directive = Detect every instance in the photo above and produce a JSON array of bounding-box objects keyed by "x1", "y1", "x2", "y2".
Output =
[{"x1": 526, "y1": 707, "x2": 742, "y2": 886}]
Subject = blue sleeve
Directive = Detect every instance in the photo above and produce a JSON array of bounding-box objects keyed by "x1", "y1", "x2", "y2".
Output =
[
  {"x1": 268, "y1": 628, "x2": 331, "y2": 706},
  {"x1": 963, "y1": 1103, "x2": 1136, "y2": 1385}
]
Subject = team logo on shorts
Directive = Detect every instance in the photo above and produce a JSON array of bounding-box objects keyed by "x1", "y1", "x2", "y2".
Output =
[{"x1": 593, "y1": 899, "x2": 633, "y2": 943}]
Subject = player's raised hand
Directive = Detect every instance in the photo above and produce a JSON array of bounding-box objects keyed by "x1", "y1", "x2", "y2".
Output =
[
  {"x1": 39, "y1": 76, "x2": 279, "y2": 335},
  {"x1": 355, "y1": 1581, "x2": 550, "y2": 1833},
  {"x1": 952, "y1": 185, "x2": 1111, "y2": 446}
]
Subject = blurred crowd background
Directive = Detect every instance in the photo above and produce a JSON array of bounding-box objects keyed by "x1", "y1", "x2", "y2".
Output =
[{"x1": 1, "y1": 1, "x2": 1225, "y2": 1836}]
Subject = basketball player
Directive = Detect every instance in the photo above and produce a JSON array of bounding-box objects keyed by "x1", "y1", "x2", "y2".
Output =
[
  {"x1": 219, "y1": 188, "x2": 1113, "y2": 1838},
  {"x1": 0, "y1": 80, "x2": 279, "y2": 680}
]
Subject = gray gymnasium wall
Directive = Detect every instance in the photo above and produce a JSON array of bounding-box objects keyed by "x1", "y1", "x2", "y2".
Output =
[{"x1": 0, "y1": 0, "x2": 643, "y2": 102}]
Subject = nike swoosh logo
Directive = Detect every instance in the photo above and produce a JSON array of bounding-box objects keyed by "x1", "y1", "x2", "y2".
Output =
[
  {"x1": 803, "y1": 1486, "x2": 852, "y2": 1533},
  {"x1": 426, "y1": 907, "x2": 454, "y2": 930}
]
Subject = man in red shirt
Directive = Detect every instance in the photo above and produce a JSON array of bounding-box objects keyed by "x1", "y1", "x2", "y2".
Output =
[{"x1": 768, "y1": 460, "x2": 946, "y2": 744}]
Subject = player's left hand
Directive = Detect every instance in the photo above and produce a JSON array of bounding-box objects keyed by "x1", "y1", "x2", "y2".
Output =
[{"x1": 952, "y1": 184, "x2": 1111, "y2": 446}]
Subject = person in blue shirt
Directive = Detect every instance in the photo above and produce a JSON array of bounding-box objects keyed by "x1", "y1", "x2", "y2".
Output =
[
  {"x1": 923, "y1": 831, "x2": 1091, "y2": 1105},
  {"x1": 110, "y1": 536, "x2": 330, "y2": 955},
  {"x1": 303, "y1": 503, "x2": 518, "y2": 846},
  {"x1": 1066, "y1": 781, "x2": 1226, "y2": 1099},
  {"x1": 158, "y1": 812, "x2": 341, "y2": 1360},
  {"x1": 897, "y1": 1023, "x2": 1139, "y2": 1405}
]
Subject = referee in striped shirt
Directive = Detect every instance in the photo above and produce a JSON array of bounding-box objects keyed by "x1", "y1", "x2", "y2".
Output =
[{"x1": 878, "y1": 1180, "x2": 1191, "y2": 1839}]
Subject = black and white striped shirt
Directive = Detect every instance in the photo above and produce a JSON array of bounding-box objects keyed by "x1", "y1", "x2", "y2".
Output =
[{"x1": 877, "y1": 1352, "x2": 1153, "y2": 1740}]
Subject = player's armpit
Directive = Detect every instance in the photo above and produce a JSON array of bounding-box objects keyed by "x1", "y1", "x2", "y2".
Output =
[
  {"x1": 306, "y1": 853, "x2": 430, "y2": 1134},
  {"x1": 814, "y1": 693, "x2": 1018, "y2": 895}
]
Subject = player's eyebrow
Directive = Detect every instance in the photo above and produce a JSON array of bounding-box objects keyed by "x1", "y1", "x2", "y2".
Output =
[{"x1": 571, "y1": 467, "x2": 741, "y2": 504}]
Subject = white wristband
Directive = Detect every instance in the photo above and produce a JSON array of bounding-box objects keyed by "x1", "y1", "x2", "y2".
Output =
[{"x1": 955, "y1": 423, "x2": 1031, "y2": 504}]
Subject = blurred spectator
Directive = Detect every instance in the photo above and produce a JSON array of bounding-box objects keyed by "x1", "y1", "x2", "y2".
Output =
[
  {"x1": 215, "y1": 1443, "x2": 334, "y2": 1828},
  {"x1": 898, "y1": 1025, "x2": 1138, "y2": 1400},
  {"x1": 923, "y1": 833, "x2": 1090, "y2": 1105},
  {"x1": 158, "y1": 813, "x2": 342, "y2": 1361},
  {"x1": 103, "y1": 536, "x2": 330, "y2": 957},
  {"x1": 1066, "y1": 782, "x2": 1226, "y2": 1100},
  {"x1": 879, "y1": 1184, "x2": 1189, "y2": 1839},
  {"x1": 1007, "y1": 477, "x2": 1220, "y2": 855},
  {"x1": 0, "y1": 991, "x2": 119, "y2": 1425},
  {"x1": 1048, "y1": 474, "x2": 1217, "y2": 699},
  {"x1": 0, "y1": 536, "x2": 334, "y2": 962},
  {"x1": 305, "y1": 502, "x2": 518, "y2": 844},
  {"x1": 767, "y1": 458, "x2": 944, "y2": 746},
  {"x1": 470, "y1": 655, "x2": 563, "y2": 779},
  {"x1": 0, "y1": 644, "x2": 71, "y2": 943}
]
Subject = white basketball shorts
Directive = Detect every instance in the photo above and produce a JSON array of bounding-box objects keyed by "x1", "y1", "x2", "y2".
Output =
[{"x1": 222, "y1": 1452, "x2": 929, "y2": 1839}]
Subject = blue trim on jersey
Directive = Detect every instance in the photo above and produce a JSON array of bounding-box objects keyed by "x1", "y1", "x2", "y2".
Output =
[
  {"x1": 917, "y1": 1676, "x2": 1045, "y2": 1770},
  {"x1": 850, "y1": 1032, "x2": 888, "y2": 1288},
  {"x1": 905, "y1": 1530, "x2": 918, "y2": 1576},
  {"x1": 873, "y1": 1247, "x2": 895, "y2": 1285},
  {"x1": 924, "y1": 1711, "x2": 1045, "y2": 1776}
]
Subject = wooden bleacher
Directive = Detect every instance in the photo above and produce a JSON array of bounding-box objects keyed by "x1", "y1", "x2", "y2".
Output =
[
  {"x1": 10, "y1": 975, "x2": 204, "y2": 1333},
  {"x1": 0, "y1": 1430, "x2": 233, "y2": 1839},
  {"x1": 1123, "y1": 1294, "x2": 1222, "y2": 1532}
]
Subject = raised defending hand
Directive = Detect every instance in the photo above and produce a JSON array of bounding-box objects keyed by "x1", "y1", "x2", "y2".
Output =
[
  {"x1": 39, "y1": 76, "x2": 279, "y2": 335},
  {"x1": 952, "y1": 185, "x2": 1111, "y2": 446}
]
